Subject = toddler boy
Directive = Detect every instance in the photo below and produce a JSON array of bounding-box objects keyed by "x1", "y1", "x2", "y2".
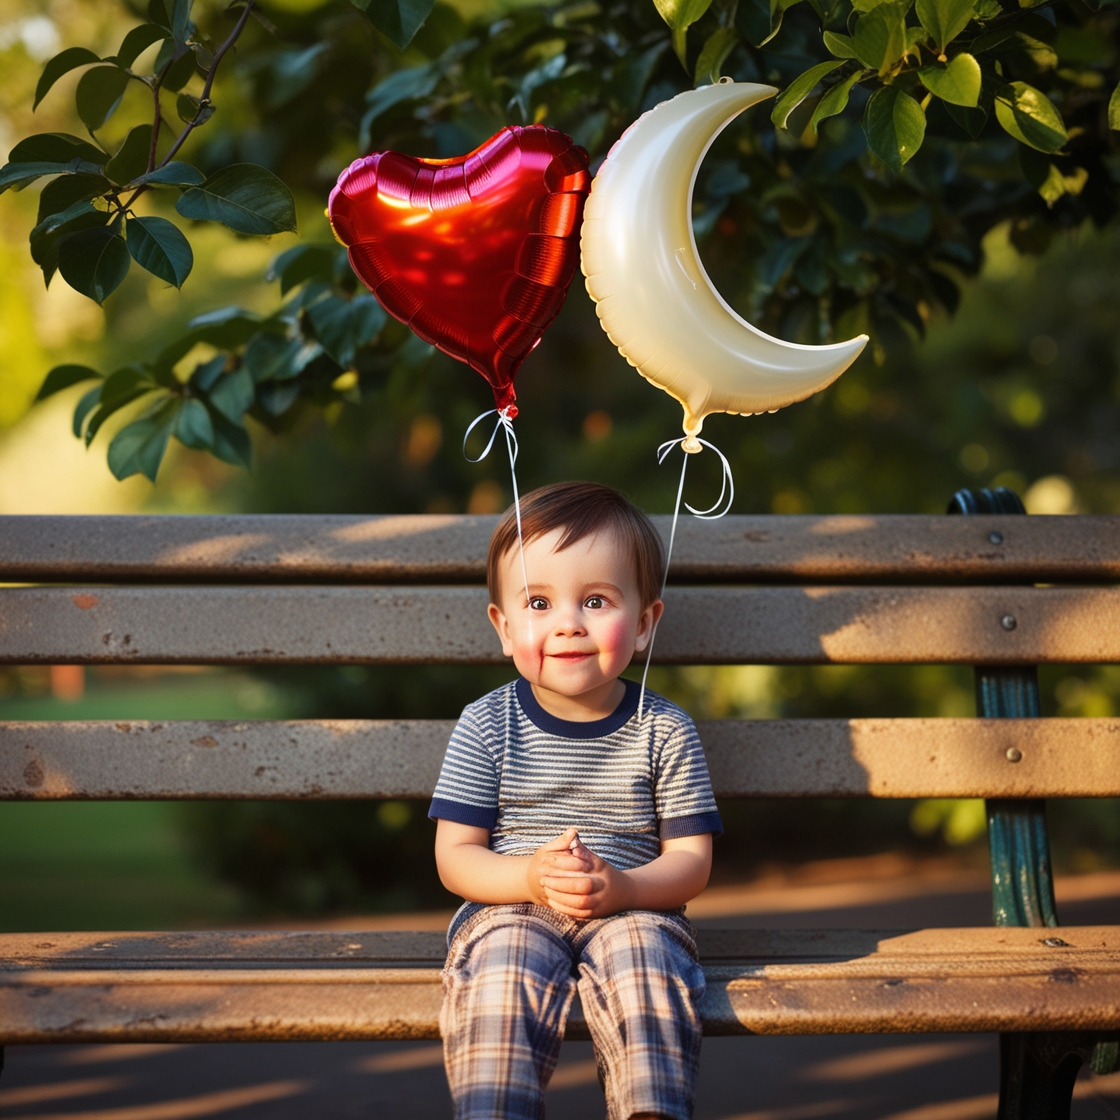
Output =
[{"x1": 430, "y1": 480, "x2": 721, "y2": 1120}]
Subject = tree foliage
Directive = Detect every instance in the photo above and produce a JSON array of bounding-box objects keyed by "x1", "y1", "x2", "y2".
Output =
[{"x1": 5, "y1": 0, "x2": 1120, "y2": 480}]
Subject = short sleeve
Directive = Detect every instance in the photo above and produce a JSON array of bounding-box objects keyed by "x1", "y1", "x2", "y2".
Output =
[
  {"x1": 428, "y1": 703, "x2": 500, "y2": 829},
  {"x1": 653, "y1": 711, "x2": 722, "y2": 839}
]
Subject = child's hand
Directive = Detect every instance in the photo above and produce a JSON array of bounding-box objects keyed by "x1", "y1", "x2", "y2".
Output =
[
  {"x1": 540, "y1": 833, "x2": 634, "y2": 920},
  {"x1": 526, "y1": 827, "x2": 593, "y2": 907}
]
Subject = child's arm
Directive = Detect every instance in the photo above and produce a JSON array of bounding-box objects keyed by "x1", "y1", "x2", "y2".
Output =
[
  {"x1": 435, "y1": 821, "x2": 592, "y2": 905},
  {"x1": 539, "y1": 833, "x2": 711, "y2": 919}
]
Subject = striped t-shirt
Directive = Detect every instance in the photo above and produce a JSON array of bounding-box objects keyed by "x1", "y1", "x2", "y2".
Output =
[{"x1": 428, "y1": 678, "x2": 721, "y2": 870}]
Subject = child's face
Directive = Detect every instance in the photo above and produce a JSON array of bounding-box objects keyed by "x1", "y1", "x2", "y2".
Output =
[{"x1": 487, "y1": 527, "x2": 662, "y2": 707}]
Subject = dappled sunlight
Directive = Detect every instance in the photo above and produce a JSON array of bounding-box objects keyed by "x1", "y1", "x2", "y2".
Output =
[
  {"x1": 0, "y1": 1080, "x2": 311, "y2": 1120},
  {"x1": 0, "y1": 1077, "x2": 128, "y2": 1109},
  {"x1": 805, "y1": 1041, "x2": 984, "y2": 1082},
  {"x1": 64, "y1": 1045, "x2": 194, "y2": 1066},
  {"x1": 717, "y1": 1101, "x2": 855, "y2": 1120},
  {"x1": 352, "y1": 1043, "x2": 443, "y2": 1073}
]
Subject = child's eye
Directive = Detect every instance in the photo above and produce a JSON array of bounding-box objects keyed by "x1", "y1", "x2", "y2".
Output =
[
  {"x1": 528, "y1": 597, "x2": 549, "y2": 611},
  {"x1": 585, "y1": 596, "x2": 604, "y2": 609}
]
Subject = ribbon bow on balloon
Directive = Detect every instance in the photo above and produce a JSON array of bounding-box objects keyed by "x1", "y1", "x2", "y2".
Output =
[{"x1": 580, "y1": 79, "x2": 870, "y2": 717}]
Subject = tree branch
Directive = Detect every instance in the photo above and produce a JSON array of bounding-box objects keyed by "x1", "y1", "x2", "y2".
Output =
[{"x1": 159, "y1": 0, "x2": 256, "y2": 168}]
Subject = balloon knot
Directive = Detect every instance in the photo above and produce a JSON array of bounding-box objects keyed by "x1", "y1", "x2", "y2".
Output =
[
  {"x1": 500, "y1": 404, "x2": 519, "y2": 422},
  {"x1": 681, "y1": 435, "x2": 702, "y2": 454}
]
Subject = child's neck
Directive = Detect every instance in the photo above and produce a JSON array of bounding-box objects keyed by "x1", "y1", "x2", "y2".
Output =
[{"x1": 529, "y1": 677, "x2": 626, "y2": 722}]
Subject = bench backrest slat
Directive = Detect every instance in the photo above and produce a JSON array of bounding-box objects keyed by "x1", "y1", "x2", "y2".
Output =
[
  {"x1": 2, "y1": 514, "x2": 1118, "y2": 584},
  {"x1": 4, "y1": 718, "x2": 1119, "y2": 800},
  {"x1": 2, "y1": 585, "x2": 1119, "y2": 665}
]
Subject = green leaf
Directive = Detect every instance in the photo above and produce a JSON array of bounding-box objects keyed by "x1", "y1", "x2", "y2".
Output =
[
  {"x1": 175, "y1": 164, "x2": 298, "y2": 235},
  {"x1": 864, "y1": 85, "x2": 927, "y2": 171},
  {"x1": 1109, "y1": 81, "x2": 1120, "y2": 130},
  {"x1": 116, "y1": 24, "x2": 169, "y2": 69},
  {"x1": 166, "y1": 0, "x2": 193, "y2": 45},
  {"x1": 994, "y1": 81, "x2": 1066, "y2": 151},
  {"x1": 174, "y1": 397, "x2": 214, "y2": 450},
  {"x1": 852, "y1": 3, "x2": 908, "y2": 72},
  {"x1": 105, "y1": 125, "x2": 153, "y2": 185},
  {"x1": 0, "y1": 158, "x2": 104, "y2": 194},
  {"x1": 243, "y1": 333, "x2": 323, "y2": 382},
  {"x1": 207, "y1": 409, "x2": 252, "y2": 469},
  {"x1": 359, "y1": 65, "x2": 440, "y2": 148},
  {"x1": 73, "y1": 385, "x2": 103, "y2": 437},
  {"x1": 57, "y1": 226, "x2": 131, "y2": 304},
  {"x1": 36, "y1": 365, "x2": 102, "y2": 402},
  {"x1": 945, "y1": 99, "x2": 988, "y2": 137},
  {"x1": 162, "y1": 46, "x2": 198, "y2": 93},
  {"x1": 34, "y1": 47, "x2": 101, "y2": 110},
  {"x1": 76, "y1": 65, "x2": 131, "y2": 132},
  {"x1": 357, "y1": 0, "x2": 437, "y2": 49},
  {"x1": 31, "y1": 200, "x2": 109, "y2": 288},
  {"x1": 760, "y1": 0, "x2": 805, "y2": 47},
  {"x1": 30, "y1": 199, "x2": 109, "y2": 271},
  {"x1": 175, "y1": 92, "x2": 213, "y2": 125},
  {"x1": 919, "y1": 53, "x2": 981, "y2": 106},
  {"x1": 188, "y1": 354, "x2": 227, "y2": 393},
  {"x1": 694, "y1": 28, "x2": 739, "y2": 85},
  {"x1": 84, "y1": 366, "x2": 159, "y2": 445},
  {"x1": 131, "y1": 162, "x2": 206, "y2": 187},
  {"x1": 810, "y1": 69, "x2": 864, "y2": 132},
  {"x1": 107, "y1": 398, "x2": 179, "y2": 481},
  {"x1": 185, "y1": 306, "x2": 266, "y2": 348},
  {"x1": 127, "y1": 215, "x2": 193, "y2": 287},
  {"x1": 37, "y1": 173, "x2": 111, "y2": 224},
  {"x1": 267, "y1": 244, "x2": 338, "y2": 295},
  {"x1": 823, "y1": 31, "x2": 859, "y2": 58},
  {"x1": 307, "y1": 294, "x2": 387, "y2": 367},
  {"x1": 915, "y1": 0, "x2": 975, "y2": 53},
  {"x1": 8, "y1": 133, "x2": 107, "y2": 166},
  {"x1": 772, "y1": 61, "x2": 843, "y2": 128},
  {"x1": 206, "y1": 367, "x2": 255, "y2": 423}
]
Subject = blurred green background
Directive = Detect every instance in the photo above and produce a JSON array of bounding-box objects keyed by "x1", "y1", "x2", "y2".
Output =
[{"x1": 3, "y1": 0, "x2": 1120, "y2": 933}]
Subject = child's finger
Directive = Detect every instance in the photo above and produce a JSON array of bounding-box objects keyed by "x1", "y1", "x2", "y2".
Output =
[
  {"x1": 542, "y1": 827, "x2": 579, "y2": 851},
  {"x1": 542, "y1": 873, "x2": 595, "y2": 895}
]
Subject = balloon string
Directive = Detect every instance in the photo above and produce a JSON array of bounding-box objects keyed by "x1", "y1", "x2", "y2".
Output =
[
  {"x1": 463, "y1": 406, "x2": 531, "y2": 633},
  {"x1": 637, "y1": 436, "x2": 735, "y2": 721}
]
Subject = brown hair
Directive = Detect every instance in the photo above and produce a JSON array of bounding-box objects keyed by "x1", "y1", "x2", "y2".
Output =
[{"x1": 487, "y1": 481, "x2": 664, "y2": 608}]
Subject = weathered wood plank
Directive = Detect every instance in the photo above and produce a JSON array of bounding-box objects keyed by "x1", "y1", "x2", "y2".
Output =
[
  {"x1": 2, "y1": 585, "x2": 1119, "y2": 665},
  {"x1": 2, "y1": 928, "x2": 1118, "y2": 1041},
  {"x1": 4, "y1": 718, "x2": 1120, "y2": 800},
  {"x1": 1, "y1": 514, "x2": 1118, "y2": 584}
]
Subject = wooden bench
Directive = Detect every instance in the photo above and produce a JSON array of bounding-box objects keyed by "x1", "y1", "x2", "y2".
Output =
[{"x1": 2, "y1": 488, "x2": 1119, "y2": 1117}]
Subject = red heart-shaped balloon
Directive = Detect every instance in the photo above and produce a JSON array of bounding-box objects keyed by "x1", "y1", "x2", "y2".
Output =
[{"x1": 328, "y1": 126, "x2": 590, "y2": 417}]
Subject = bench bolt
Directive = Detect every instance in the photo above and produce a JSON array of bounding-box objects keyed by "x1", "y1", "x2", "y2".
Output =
[
  {"x1": 1001, "y1": 614, "x2": 1017, "y2": 631},
  {"x1": 1006, "y1": 747, "x2": 1022, "y2": 763}
]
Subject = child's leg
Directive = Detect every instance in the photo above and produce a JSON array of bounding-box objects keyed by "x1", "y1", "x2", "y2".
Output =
[
  {"x1": 441, "y1": 903, "x2": 579, "y2": 1120},
  {"x1": 575, "y1": 911, "x2": 705, "y2": 1120}
]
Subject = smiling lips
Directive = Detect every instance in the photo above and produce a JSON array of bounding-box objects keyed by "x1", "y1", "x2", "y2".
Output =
[{"x1": 550, "y1": 652, "x2": 594, "y2": 661}]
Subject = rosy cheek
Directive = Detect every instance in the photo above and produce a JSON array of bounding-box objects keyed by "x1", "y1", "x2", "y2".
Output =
[{"x1": 595, "y1": 618, "x2": 632, "y2": 656}]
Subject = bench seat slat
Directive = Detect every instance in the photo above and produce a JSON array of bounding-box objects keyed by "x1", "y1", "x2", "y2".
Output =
[
  {"x1": 3, "y1": 928, "x2": 1118, "y2": 1041},
  {"x1": 4, "y1": 585, "x2": 1120, "y2": 665},
  {"x1": 5, "y1": 718, "x2": 1120, "y2": 800},
  {"x1": 2, "y1": 514, "x2": 1119, "y2": 584}
]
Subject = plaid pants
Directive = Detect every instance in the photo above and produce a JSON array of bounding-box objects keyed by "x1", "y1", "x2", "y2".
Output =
[{"x1": 440, "y1": 903, "x2": 705, "y2": 1120}]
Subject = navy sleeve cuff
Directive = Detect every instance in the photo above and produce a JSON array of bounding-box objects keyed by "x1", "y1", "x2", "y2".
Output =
[
  {"x1": 660, "y1": 811, "x2": 723, "y2": 839},
  {"x1": 428, "y1": 797, "x2": 498, "y2": 829}
]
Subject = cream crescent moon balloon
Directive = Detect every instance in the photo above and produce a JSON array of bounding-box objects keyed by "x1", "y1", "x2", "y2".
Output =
[{"x1": 581, "y1": 79, "x2": 869, "y2": 449}]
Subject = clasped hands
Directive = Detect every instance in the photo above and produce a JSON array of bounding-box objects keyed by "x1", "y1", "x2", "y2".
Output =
[{"x1": 527, "y1": 826, "x2": 632, "y2": 919}]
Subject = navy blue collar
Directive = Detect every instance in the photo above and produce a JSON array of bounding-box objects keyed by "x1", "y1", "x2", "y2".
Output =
[{"x1": 515, "y1": 677, "x2": 639, "y2": 739}]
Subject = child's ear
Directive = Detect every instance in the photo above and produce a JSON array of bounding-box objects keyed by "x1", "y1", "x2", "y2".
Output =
[
  {"x1": 487, "y1": 602, "x2": 516, "y2": 658},
  {"x1": 632, "y1": 599, "x2": 664, "y2": 653}
]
